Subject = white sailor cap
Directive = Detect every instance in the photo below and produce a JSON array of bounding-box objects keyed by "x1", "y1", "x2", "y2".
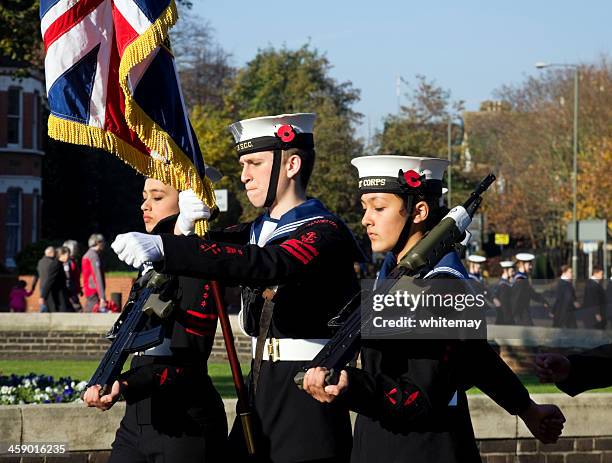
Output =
[
  {"x1": 515, "y1": 253, "x2": 535, "y2": 262},
  {"x1": 351, "y1": 155, "x2": 449, "y2": 196},
  {"x1": 500, "y1": 260, "x2": 515, "y2": 268},
  {"x1": 467, "y1": 255, "x2": 487, "y2": 263},
  {"x1": 228, "y1": 113, "x2": 316, "y2": 157}
]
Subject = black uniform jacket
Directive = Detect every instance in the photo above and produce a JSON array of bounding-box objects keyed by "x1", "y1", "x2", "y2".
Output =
[
  {"x1": 155, "y1": 211, "x2": 363, "y2": 462},
  {"x1": 557, "y1": 343, "x2": 612, "y2": 396},
  {"x1": 343, "y1": 252, "x2": 531, "y2": 463},
  {"x1": 552, "y1": 279, "x2": 577, "y2": 329},
  {"x1": 583, "y1": 278, "x2": 607, "y2": 328},
  {"x1": 492, "y1": 278, "x2": 513, "y2": 325},
  {"x1": 118, "y1": 215, "x2": 226, "y2": 436},
  {"x1": 511, "y1": 273, "x2": 546, "y2": 326}
]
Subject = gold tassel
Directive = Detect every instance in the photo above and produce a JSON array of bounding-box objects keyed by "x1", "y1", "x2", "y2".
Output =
[
  {"x1": 48, "y1": 0, "x2": 216, "y2": 235},
  {"x1": 117, "y1": 0, "x2": 216, "y2": 234}
]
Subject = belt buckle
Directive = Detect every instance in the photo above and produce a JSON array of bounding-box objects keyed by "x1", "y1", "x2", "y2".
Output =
[{"x1": 268, "y1": 338, "x2": 280, "y2": 362}]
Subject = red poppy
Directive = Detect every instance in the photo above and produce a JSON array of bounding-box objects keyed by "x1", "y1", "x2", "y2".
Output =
[
  {"x1": 403, "y1": 170, "x2": 422, "y2": 188},
  {"x1": 276, "y1": 124, "x2": 295, "y2": 142}
]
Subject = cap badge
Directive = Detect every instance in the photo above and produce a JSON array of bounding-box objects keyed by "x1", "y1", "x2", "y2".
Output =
[
  {"x1": 402, "y1": 169, "x2": 422, "y2": 188},
  {"x1": 276, "y1": 124, "x2": 296, "y2": 143}
]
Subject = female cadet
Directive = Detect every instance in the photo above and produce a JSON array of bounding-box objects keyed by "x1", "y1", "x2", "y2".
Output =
[
  {"x1": 83, "y1": 173, "x2": 228, "y2": 463},
  {"x1": 303, "y1": 155, "x2": 565, "y2": 463}
]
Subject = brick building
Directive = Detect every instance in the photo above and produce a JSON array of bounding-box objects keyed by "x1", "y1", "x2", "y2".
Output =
[{"x1": 0, "y1": 58, "x2": 44, "y2": 270}]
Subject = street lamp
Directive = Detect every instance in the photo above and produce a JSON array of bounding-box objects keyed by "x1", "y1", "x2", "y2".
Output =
[
  {"x1": 535, "y1": 61, "x2": 579, "y2": 279},
  {"x1": 446, "y1": 116, "x2": 464, "y2": 206}
]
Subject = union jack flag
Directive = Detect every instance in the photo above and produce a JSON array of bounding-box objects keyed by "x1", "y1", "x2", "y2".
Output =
[{"x1": 40, "y1": 0, "x2": 215, "y2": 224}]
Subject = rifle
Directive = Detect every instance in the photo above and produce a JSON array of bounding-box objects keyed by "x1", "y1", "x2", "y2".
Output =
[
  {"x1": 294, "y1": 173, "x2": 496, "y2": 387},
  {"x1": 87, "y1": 271, "x2": 175, "y2": 395}
]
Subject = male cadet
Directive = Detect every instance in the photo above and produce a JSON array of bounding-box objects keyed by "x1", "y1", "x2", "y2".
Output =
[
  {"x1": 467, "y1": 254, "x2": 486, "y2": 283},
  {"x1": 112, "y1": 113, "x2": 362, "y2": 463},
  {"x1": 492, "y1": 260, "x2": 515, "y2": 324},
  {"x1": 511, "y1": 253, "x2": 549, "y2": 325},
  {"x1": 583, "y1": 266, "x2": 607, "y2": 329},
  {"x1": 551, "y1": 265, "x2": 579, "y2": 329}
]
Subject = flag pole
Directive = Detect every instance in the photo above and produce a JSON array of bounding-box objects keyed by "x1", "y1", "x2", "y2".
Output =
[{"x1": 196, "y1": 216, "x2": 256, "y2": 456}]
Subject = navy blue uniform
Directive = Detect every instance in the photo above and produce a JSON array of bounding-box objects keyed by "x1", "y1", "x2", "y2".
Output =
[
  {"x1": 108, "y1": 216, "x2": 226, "y2": 463},
  {"x1": 345, "y1": 252, "x2": 530, "y2": 463},
  {"x1": 155, "y1": 199, "x2": 363, "y2": 463}
]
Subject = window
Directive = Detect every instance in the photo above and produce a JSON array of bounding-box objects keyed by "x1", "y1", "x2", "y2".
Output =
[
  {"x1": 5, "y1": 188, "x2": 22, "y2": 268},
  {"x1": 33, "y1": 91, "x2": 39, "y2": 150},
  {"x1": 7, "y1": 87, "x2": 22, "y2": 145}
]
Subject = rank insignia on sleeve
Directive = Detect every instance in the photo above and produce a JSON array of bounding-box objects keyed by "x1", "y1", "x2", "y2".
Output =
[{"x1": 300, "y1": 231, "x2": 319, "y2": 244}]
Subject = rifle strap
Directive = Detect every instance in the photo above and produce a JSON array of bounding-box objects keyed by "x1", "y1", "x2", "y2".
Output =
[{"x1": 252, "y1": 287, "x2": 277, "y2": 394}]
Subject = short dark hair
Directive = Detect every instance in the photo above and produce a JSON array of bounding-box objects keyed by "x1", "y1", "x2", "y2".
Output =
[
  {"x1": 58, "y1": 246, "x2": 71, "y2": 257},
  {"x1": 404, "y1": 191, "x2": 445, "y2": 232},
  {"x1": 283, "y1": 148, "x2": 315, "y2": 190},
  {"x1": 560, "y1": 264, "x2": 571, "y2": 276},
  {"x1": 592, "y1": 265, "x2": 603, "y2": 274}
]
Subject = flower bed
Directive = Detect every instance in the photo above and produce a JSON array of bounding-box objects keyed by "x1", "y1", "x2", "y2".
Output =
[{"x1": 0, "y1": 374, "x2": 87, "y2": 405}]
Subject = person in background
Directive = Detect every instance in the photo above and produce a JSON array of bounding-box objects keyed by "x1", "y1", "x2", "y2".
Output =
[
  {"x1": 492, "y1": 260, "x2": 515, "y2": 325},
  {"x1": 82, "y1": 234, "x2": 107, "y2": 312},
  {"x1": 467, "y1": 254, "x2": 486, "y2": 284},
  {"x1": 32, "y1": 246, "x2": 69, "y2": 312},
  {"x1": 63, "y1": 239, "x2": 83, "y2": 310},
  {"x1": 583, "y1": 266, "x2": 607, "y2": 329},
  {"x1": 58, "y1": 247, "x2": 82, "y2": 311},
  {"x1": 511, "y1": 253, "x2": 549, "y2": 325},
  {"x1": 9, "y1": 280, "x2": 32, "y2": 312},
  {"x1": 551, "y1": 265, "x2": 579, "y2": 329},
  {"x1": 31, "y1": 246, "x2": 54, "y2": 309}
]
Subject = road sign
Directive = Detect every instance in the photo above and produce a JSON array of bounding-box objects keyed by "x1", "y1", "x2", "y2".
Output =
[
  {"x1": 495, "y1": 233, "x2": 510, "y2": 246},
  {"x1": 566, "y1": 219, "x2": 607, "y2": 242}
]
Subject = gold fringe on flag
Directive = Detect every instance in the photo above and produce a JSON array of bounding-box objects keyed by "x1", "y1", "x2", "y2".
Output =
[{"x1": 116, "y1": 0, "x2": 216, "y2": 235}]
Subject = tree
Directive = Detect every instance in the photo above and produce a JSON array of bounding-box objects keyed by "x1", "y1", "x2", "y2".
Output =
[
  {"x1": 376, "y1": 75, "x2": 464, "y2": 156},
  {"x1": 190, "y1": 104, "x2": 244, "y2": 228},
  {"x1": 0, "y1": 0, "x2": 43, "y2": 77},
  {"x1": 375, "y1": 75, "x2": 475, "y2": 204},
  {"x1": 170, "y1": 11, "x2": 235, "y2": 111},
  {"x1": 465, "y1": 57, "x2": 612, "y2": 250}
]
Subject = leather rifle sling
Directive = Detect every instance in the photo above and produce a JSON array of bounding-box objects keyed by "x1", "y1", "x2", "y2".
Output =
[{"x1": 252, "y1": 287, "x2": 277, "y2": 394}]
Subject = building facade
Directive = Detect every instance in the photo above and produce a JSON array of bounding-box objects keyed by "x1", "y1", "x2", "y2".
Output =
[{"x1": 0, "y1": 65, "x2": 44, "y2": 270}]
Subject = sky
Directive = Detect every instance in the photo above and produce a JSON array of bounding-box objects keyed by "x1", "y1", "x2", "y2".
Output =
[{"x1": 191, "y1": 0, "x2": 610, "y2": 141}]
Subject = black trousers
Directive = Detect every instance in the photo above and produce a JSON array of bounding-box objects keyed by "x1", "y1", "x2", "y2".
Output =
[{"x1": 109, "y1": 399, "x2": 227, "y2": 463}]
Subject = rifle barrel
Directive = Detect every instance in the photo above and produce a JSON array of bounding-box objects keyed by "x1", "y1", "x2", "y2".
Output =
[{"x1": 462, "y1": 173, "x2": 496, "y2": 211}]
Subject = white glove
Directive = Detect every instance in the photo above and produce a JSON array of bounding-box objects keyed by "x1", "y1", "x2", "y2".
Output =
[
  {"x1": 111, "y1": 233, "x2": 164, "y2": 269},
  {"x1": 177, "y1": 189, "x2": 210, "y2": 236}
]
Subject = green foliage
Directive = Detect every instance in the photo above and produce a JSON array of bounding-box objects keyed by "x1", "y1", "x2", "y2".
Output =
[
  {"x1": 376, "y1": 75, "x2": 464, "y2": 157},
  {"x1": 190, "y1": 104, "x2": 244, "y2": 227},
  {"x1": 0, "y1": 0, "x2": 42, "y2": 75}
]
